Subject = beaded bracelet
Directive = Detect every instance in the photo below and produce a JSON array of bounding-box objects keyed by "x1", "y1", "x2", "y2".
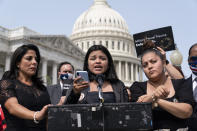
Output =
[
  {"x1": 151, "y1": 94, "x2": 158, "y2": 108},
  {"x1": 33, "y1": 111, "x2": 40, "y2": 124}
]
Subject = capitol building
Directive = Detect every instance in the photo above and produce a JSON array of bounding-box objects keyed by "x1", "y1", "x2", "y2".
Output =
[{"x1": 0, "y1": 0, "x2": 142, "y2": 86}]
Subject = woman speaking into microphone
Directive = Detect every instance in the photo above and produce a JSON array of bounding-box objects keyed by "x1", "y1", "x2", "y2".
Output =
[{"x1": 65, "y1": 45, "x2": 129, "y2": 104}]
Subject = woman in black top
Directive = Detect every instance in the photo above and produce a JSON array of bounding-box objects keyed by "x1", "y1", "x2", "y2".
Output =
[
  {"x1": 130, "y1": 41, "x2": 195, "y2": 130},
  {"x1": 0, "y1": 44, "x2": 51, "y2": 131},
  {"x1": 66, "y1": 45, "x2": 128, "y2": 104}
]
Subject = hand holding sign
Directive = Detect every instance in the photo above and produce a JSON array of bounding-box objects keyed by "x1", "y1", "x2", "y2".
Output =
[{"x1": 133, "y1": 26, "x2": 175, "y2": 57}]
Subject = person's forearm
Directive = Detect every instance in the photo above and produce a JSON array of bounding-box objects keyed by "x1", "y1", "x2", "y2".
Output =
[
  {"x1": 142, "y1": 95, "x2": 152, "y2": 102},
  {"x1": 157, "y1": 99, "x2": 193, "y2": 119},
  {"x1": 57, "y1": 96, "x2": 67, "y2": 105},
  {"x1": 5, "y1": 101, "x2": 35, "y2": 120},
  {"x1": 64, "y1": 90, "x2": 80, "y2": 104},
  {"x1": 166, "y1": 64, "x2": 183, "y2": 79}
]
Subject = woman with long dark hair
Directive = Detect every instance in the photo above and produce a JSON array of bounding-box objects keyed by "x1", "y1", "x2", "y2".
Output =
[
  {"x1": 0, "y1": 44, "x2": 51, "y2": 131},
  {"x1": 65, "y1": 45, "x2": 128, "y2": 104}
]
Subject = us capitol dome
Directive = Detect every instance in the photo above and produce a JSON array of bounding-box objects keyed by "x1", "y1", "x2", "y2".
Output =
[{"x1": 70, "y1": 0, "x2": 143, "y2": 86}]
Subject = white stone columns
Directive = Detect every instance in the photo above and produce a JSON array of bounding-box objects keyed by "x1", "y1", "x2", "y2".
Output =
[
  {"x1": 84, "y1": 42, "x2": 87, "y2": 52},
  {"x1": 120, "y1": 41, "x2": 123, "y2": 52},
  {"x1": 135, "y1": 65, "x2": 139, "y2": 81},
  {"x1": 131, "y1": 63, "x2": 134, "y2": 82},
  {"x1": 5, "y1": 54, "x2": 11, "y2": 71},
  {"x1": 79, "y1": 42, "x2": 82, "y2": 50},
  {"x1": 118, "y1": 61, "x2": 121, "y2": 80},
  {"x1": 114, "y1": 41, "x2": 118, "y2": 51},
  {"x1": 125, "y1": 62, "x2": 128, "y2": 81},
  {"x1": 128, "y1": 43, "x2": 130, "y2": 53},
  {"x1": 52, "y1": 62, "x2": 58, "y2": 85},
  {"x1": 109, "y1": 40, "x2": 112, "y2": 50},
  {"x1": 42, "y1": 58, "x2": 47, "y2": 85},
  {"x1": 89, "y1": 41, "x2": 93, "y2": 48},
  {"x1": 139, "y1": 66, "x2": 143, "y2": 81},
  {"x1": 130, "y1": 44, "x2": 133, "y2": 54}
]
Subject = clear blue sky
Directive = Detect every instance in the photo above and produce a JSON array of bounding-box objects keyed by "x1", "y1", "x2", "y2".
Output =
[{"x1": 0, "y1": 0, "x2": 197, "y2": 78}]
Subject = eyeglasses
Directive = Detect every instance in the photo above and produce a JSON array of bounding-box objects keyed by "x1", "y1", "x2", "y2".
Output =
[{"x1": 189, "y1": 56, "x2": 197, "y2": 61}]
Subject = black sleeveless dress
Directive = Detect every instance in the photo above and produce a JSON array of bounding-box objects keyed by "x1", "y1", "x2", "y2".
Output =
[{"x1": 0, "y1": 80, "x2": 51, "y2": 131}]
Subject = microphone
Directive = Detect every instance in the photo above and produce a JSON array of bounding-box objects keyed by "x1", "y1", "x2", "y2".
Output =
[
  {"x1": 96, "y1": 74, "x2": 104, "y2": 87},
  {"x1": 96, "y1": 74, "x2": 105, "y2": 103}
]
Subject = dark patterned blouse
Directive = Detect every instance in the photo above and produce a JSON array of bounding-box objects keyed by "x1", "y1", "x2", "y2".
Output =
[{"x1": 0, "y1": 79, "x2": 51, "y2": 131}]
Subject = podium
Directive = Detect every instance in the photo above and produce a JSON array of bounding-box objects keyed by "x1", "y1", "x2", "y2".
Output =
[{"x1": 48, "y1": 103, "x2": 153, "y2": 131}]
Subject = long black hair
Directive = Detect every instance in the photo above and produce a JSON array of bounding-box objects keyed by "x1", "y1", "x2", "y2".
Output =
[
  {"x1": 8, "y1": 44, "x2": 45, "y2": 90},
  {"x1": 83, "y1": 45, "x2": 119, "y2": 82}
]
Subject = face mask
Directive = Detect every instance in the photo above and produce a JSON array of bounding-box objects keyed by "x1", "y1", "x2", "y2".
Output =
[
  {"x1": 189, "y1": 56, "x2": 197, "y2": 62},
  {"x1": 189, "y1": 60, "x2": 197, "y2": 74},
  {"x1": 60, "y1": 73, "x2": 73, "y2": 80}
]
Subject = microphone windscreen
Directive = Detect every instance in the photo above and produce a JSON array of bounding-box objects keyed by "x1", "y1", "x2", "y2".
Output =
[{"x1": 96, "y1": 74, "x2": 104, "y2": 86}]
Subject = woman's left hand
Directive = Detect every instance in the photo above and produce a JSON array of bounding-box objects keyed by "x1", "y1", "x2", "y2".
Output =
[
  {"x1": 137, "y1": 94, "x2": 152, "y2": 102},
  {"x1": 57, "y1": 96, "x2": 66, "y2": 105},
  {"x1": 73, "y1": 77, "x2": 89, "y2": 94},
  {"x1": 36, "y1": 104, "x2": 51, "y2": 121}
]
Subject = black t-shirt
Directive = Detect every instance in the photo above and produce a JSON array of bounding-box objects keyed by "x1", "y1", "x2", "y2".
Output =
[
  {"x1": 65, "y1": 80, "x2": 129, "y2": 104},
  {"x1": 86, "y1": 92, "x2": 116, "y2": 104},
  {"x1": 0, "y1": 79, "x2": 51, "y2": 131},
  {"x1": 130, "y1": 79, "x2": 195, "y2": 130}
]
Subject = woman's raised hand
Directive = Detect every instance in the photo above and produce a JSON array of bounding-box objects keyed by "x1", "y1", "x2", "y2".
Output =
[
  {"x1": 73, "y1": 76, "x2": 89, "y2": 94},
  {"x1": 156, "y1": 47, "x2": 166, "y2": 61}
]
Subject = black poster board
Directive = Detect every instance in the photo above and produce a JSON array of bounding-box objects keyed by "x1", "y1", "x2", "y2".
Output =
[{"x1": 133, "y1": 26, "x2": 175, "y2": 57}]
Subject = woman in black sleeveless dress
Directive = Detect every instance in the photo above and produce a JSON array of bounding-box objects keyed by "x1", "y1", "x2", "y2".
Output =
[{"x1": 0, "y1": 44, "x2": 51, "y2": 131}]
